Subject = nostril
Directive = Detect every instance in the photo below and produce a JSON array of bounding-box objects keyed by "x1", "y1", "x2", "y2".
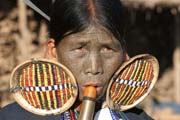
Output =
[{"x1": 86, "y1": 67, "x2": 103, "y2": 75}]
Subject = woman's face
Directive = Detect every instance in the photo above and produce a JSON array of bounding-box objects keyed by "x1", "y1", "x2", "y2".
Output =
[{"x1": 55, "y1": 26, "x2": 125, "y2": 101}]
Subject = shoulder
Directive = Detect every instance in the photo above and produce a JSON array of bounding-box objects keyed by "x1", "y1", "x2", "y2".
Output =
[
  {"x1": 0, "y1": 102, "x2": 61, "y2": 120},
  {"x1": 124, "y1": 107, "x2": 153, "y2": 120},
  {"x1": 1, "y1": 102, "x2": 21, "y2": 111},
  {"x1": 0, "y1": 102, "x2": 33, "y2": 120}
]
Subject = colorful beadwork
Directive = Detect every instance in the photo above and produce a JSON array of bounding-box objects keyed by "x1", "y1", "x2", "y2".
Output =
[
  {"x1": 19, "y1": 62, "x2": 75, "y2": 110},
  {"x1": 110, "y1": 59, "x2": 153, "y2": 105},
  {"x1": 60, "y1": 107, "x2": 128, "y2": 120},
  {"x1": 61, "y1": 109, "x2": 79, "y2": 120}
]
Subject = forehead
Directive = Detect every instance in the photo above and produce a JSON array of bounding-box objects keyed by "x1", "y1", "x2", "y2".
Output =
[
  {"x1": 61, "y1": 26, "x2": 121, "y2": 45},
  {"x1": 73, "y1": 26, "x2": 112, "y2": 39}
]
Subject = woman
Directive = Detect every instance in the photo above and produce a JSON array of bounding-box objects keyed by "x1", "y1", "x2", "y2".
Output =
[{"x1": 0, "y1": 0, "x2": 152, "y2": 119}]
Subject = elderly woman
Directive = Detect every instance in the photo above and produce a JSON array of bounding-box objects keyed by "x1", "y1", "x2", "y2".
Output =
[{"x1": 0, "y1": 0, "x2": 152, "y2": 119}]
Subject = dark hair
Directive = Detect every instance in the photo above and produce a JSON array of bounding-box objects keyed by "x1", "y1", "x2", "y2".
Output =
[{"x1": 50, "y1": 0, "x2": 127, "y2": 49}]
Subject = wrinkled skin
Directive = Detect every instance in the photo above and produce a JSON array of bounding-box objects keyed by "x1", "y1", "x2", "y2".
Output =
[{"x1": 46, "y1": 26, "x2": 127, "y2": 101}]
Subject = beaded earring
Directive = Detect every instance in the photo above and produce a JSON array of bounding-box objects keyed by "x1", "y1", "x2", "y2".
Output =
[
  {"x1": 10, "y1": 58, "x2": 78, "y2": 115},
  {"x1": 106, "y1": 54, "x2": 159, "y2": 111}
]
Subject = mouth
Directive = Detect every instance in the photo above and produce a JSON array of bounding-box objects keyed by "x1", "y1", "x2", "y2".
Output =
[{"x1": 82, "y1": 82, "x2": 103, "y2": 95}]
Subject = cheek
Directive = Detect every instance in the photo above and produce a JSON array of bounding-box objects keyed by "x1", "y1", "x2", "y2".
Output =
[
  {"x1": 58, "y1": 50, "x2": 81, "y2": 70},
  {"x1": 58, "y1": 55, "x2": 84, "y2": 85},
  {"x1": 104, "y1": 54, "x2": 124, "y2": 74},
  {"x1": 64, "y1": 58, "x2": 84, "y2": 78},
  {"x1": 58, "y1": 55, "x2": 84, "y2": 99}
]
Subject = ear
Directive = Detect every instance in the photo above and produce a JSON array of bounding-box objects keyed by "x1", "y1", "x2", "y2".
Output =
[
  {"x1": 45, "y1": 39, "x2": 58, "y2": 61},
  {"x1": 124, "y1": 52, "x2": 130, "y2": 61}
]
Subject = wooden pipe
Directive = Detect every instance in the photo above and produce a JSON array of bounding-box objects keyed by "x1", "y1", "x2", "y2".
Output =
[{"x1": 78, "y1": 86, "x2": 96, "y2": 120}]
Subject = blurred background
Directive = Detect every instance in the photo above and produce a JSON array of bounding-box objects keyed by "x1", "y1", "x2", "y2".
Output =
[{"x1": 0, "y1": 0, "x2": 180, "y2": 119}]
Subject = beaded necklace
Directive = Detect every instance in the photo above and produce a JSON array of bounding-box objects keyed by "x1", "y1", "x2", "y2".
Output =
[
  {"x1": 60, "y1": 108, "x2": 129, "y2": 120},
  {"x1": 109, "y1": 108, "x2": 120, "y2": 120},
  {"x1": 60, "y1": 109, "x2": 79, "y2": 120},
  {"x1": 108, "y1": 108, "x2": 129, "y2": 120}
]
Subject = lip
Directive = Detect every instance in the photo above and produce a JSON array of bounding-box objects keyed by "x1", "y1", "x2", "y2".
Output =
[{"x1": 82, "y1": 82, "x2": 103, "y2": 95}]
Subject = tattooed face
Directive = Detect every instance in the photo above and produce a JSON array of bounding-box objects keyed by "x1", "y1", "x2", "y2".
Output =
[{"x1": 56, "y1": 26, "x2": 125, "y2": 101}]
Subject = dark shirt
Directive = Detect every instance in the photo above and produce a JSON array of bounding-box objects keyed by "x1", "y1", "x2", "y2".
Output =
[{"x1": 0, "y1": 102, "x2": 153, "y2": 120}]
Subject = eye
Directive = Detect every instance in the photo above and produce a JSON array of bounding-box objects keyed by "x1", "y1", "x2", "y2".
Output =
[
  {"x1": 74, "y1": 46, "x2": 86, "y2": 52},
  {"x1": 101, "y1": 47, "x2": 114, "y2": 53}
]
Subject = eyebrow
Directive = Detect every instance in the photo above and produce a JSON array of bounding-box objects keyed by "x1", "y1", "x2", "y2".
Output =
[
  {"x1": 101, "y1": 40, "x2": 122, "y2": 49},
  {"x1": 66, "y1": 30, "x2": 122, "y2": 48},
  {"x1": 78, "y1": 36, "x2": 121, "y2": 48}
]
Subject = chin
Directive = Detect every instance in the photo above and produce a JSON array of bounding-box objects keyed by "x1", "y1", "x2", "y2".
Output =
[{"x1": 96, "y1": 92, "x2": 106, "y2": 102}]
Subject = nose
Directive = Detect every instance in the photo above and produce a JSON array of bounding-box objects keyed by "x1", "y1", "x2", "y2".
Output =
[{"x1": 84, "y1": 53, "x2": 103, "y2": 75}]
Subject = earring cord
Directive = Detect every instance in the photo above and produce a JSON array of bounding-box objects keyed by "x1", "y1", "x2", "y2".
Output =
[{"x1": 22, "y1": 0, "x2": 50, "y2": 21}]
